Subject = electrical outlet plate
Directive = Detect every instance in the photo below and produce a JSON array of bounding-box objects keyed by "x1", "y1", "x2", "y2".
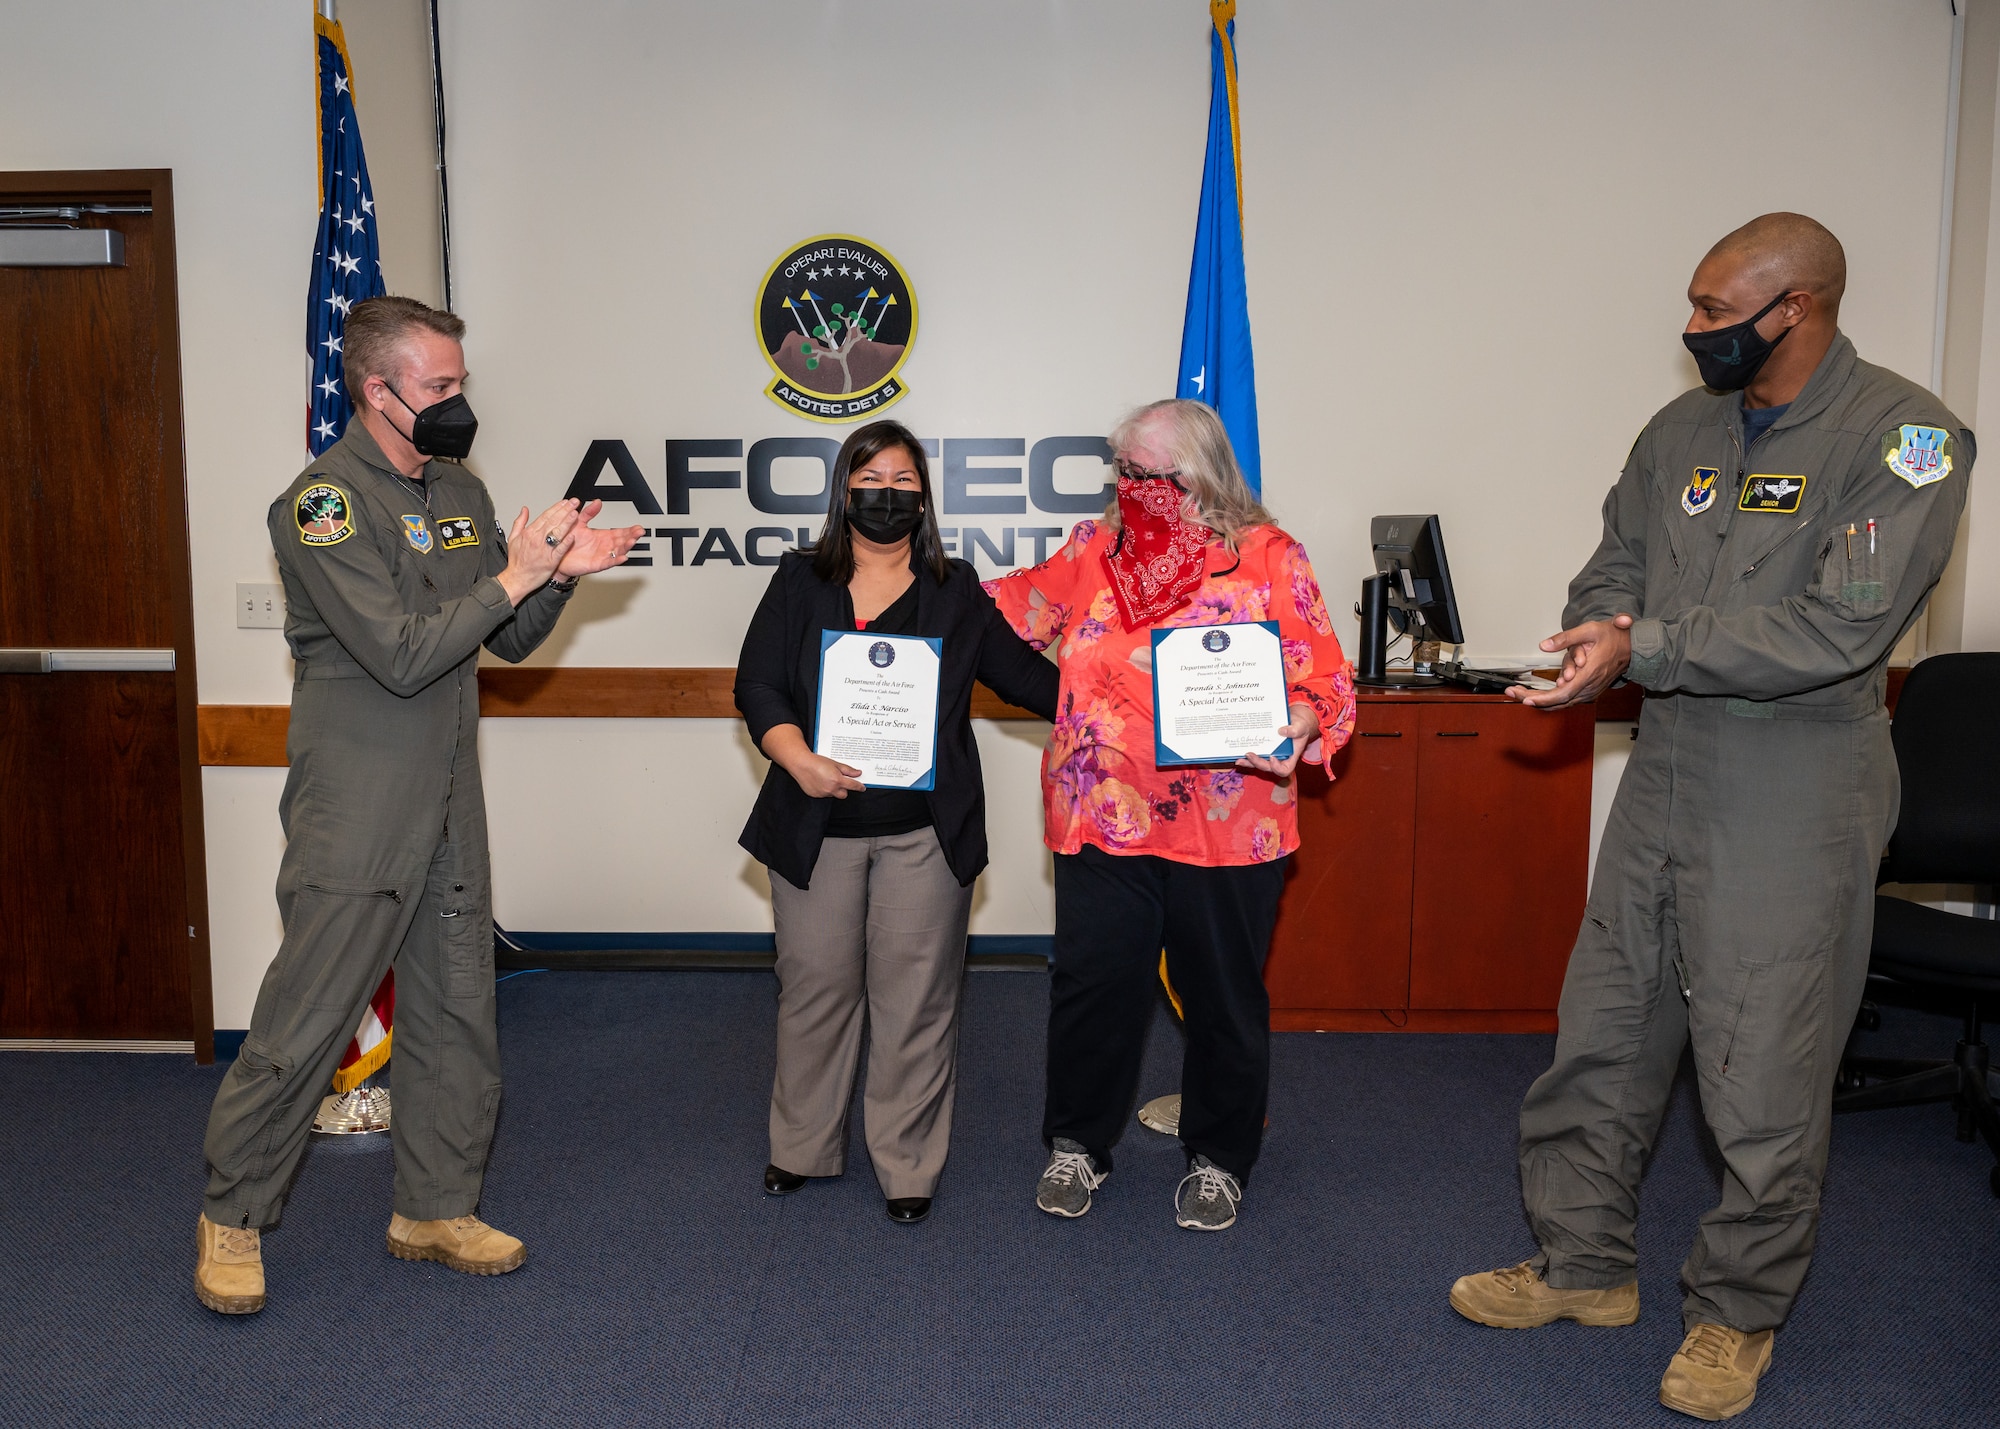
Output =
[{"x1": 236, "y1": 582, "x2": 285, "y2": 629}]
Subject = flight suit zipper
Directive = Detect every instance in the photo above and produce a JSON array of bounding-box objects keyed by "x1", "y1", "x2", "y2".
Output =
[
  {"x1": 392, "y1": 468, "x2": 433, "y2": 514},
  {"x1": 1728, "y1": 414, "x2": 1816, "y2": 578},
  {"x1": 1682, "y1": 422, "x2": 1745, "y2": 605}
]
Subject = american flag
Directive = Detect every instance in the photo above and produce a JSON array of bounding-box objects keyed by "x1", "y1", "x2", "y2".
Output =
[{"x1": 307, "y1": 17, "x2": 385, "y2": 456}]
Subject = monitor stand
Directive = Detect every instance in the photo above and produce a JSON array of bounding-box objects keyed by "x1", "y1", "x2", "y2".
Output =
[
  {"x1": 1354, "y1": 573, "x2": 1448, "y2": 688},
  {"x1": 1355, "y1": 670, "x2": 1446, "y2": 689}
]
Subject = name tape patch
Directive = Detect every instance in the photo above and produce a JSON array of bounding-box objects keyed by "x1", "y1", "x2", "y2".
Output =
[
  {"x1": 437, "y1": 516, "x2": 480, "y2": 550},
  {"x1": 1739, "y1": 474, "x2": 1807, "y2": 514}
]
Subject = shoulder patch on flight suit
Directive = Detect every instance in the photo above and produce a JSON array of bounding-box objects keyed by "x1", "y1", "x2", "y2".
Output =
[
  {"x1": 1884, "y1": 425, "x2": 1952, "y2": 489},
  {"x1": 437, "y1": 517, "x2": 479, "y2": 550},
  {"x1": 401, "y1": 514, "x2": 434, "y2": 554},
  {"x1": 1739, "y1": 474, "x2": 1806, "y2": 513},
  {"x1": 1682, "y1": 467, "x2": 1719, "y2": 516},
  {"x1": 296, "y1": 483, "x2": 353, "y2": 546}
]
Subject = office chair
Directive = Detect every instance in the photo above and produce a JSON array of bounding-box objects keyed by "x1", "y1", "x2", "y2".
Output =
[{"x1": 1834, "y1": 653, "x2": 2000, "y2": 1198}]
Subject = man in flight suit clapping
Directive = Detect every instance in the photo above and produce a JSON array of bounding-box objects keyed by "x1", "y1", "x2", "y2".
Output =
[
  {"x1": 194, "y1": 296, "x2": 642, "y2": 1314},
  {"x1": 1449, "y1": 215, "x2": 1971, "y2": 1419}
]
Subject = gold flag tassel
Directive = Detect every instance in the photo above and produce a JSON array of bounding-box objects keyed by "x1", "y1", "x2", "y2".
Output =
[{"x1": 1139, "y1": 952, "x2": 1184, "y2": 1134}]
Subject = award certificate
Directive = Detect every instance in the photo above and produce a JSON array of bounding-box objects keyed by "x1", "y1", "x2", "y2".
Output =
[
  {"x1": 1149, "y1": 620, "x2": 1294, "y2": 767},
  {"x1": 814, "y1": 630, "x2": 942, "y2": 790}
]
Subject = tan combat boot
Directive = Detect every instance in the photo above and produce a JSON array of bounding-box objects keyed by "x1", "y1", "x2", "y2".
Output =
[
  {"x1": 1659, "y1": 1323, "x2": 1774, "y2": 1420},
  {"x1": 1449, "y1": 1259, "x2": 1639, "y2": 1328},
  {"x1": 194, "y1": 1214, "x2": 266, "y2": 1314},
  {"x1": 385, "y1": 1213, "x2": 526, "y2": 1275}
]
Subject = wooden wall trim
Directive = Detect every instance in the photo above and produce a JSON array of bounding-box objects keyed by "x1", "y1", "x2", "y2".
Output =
[
  {"x1": 476, "y1": 665, "x2": 1044, "y2": 720},
  {"x1": 197, "y1": 664, "x2": 1915, "y2": 766},
  {"x1": 478, "y1": 665, "x2": 738, "y2": 718},
  {"x1": 199, "y1": 704, "x2": 290, "y2": 767},
  {"x1": 199, "y1": 667, "x2": 1045, "y2": 765}
]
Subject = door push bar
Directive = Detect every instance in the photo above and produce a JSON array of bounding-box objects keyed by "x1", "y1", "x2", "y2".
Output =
[{"x1": 0, "y1": 649, "x2": 176, "y2": 673}]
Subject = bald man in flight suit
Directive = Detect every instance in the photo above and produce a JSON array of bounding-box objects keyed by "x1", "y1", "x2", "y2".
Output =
[
  {"x1": 194, "y1": 296, "x2": 642, "y2": 1314},
  {"x1": 1448, "y1": 214, "x2": 1971, "y2": 1420}
]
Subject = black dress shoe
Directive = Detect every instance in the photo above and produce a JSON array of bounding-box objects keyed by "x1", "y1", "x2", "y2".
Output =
[
  {"x1": 885, "y1": 1196, "x2": 931, "y2": 1224},
  {"x1": 764, "y1": 1164, "x2": 807, "y2": 1196}
]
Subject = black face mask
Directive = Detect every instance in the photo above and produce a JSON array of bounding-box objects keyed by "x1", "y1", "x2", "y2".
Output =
[
  {"x1": 1682, "y1": 291, "x2": 1792, "y2": 392},
  {"x1": 847, "y1": 486, "x2": 924, "y2": 544},
  {"x1": 386, "y1": 384, "x2": 478, "y2": 460}
]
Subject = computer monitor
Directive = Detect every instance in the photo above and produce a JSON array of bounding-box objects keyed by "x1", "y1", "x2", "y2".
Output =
[{"x1": 1357, "y1": 513, "x2": 1463, "y2": 687}]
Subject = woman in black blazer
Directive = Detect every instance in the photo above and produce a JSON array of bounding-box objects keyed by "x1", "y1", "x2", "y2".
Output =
[{"x1": 734, "y1": 419, "x2": 1057, "y2": 1224}]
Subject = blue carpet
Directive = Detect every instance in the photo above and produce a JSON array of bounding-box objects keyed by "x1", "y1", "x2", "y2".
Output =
[{"x1": 3, "y1": 971, "x2": 1995, "y2": 1427}]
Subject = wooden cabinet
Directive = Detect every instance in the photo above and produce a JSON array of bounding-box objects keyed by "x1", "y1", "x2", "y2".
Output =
[{"x1": 1264, "y1": 689, "x2": 1595, "y2": 1032}]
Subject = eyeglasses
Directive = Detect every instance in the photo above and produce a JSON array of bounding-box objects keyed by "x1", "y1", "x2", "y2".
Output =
[{"x1": 1114, "y1": 460, "x2": 1184, "y2": 484}]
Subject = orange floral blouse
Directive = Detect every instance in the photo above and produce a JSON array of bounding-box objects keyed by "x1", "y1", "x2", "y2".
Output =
[{"x1": 985, "y1": 520, "x2": 1357, "y2": 868}]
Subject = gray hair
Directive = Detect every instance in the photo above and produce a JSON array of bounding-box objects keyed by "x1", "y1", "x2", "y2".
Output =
[{"x1": 1103, "y1": 399, "x2": 1272, "y2": 552}]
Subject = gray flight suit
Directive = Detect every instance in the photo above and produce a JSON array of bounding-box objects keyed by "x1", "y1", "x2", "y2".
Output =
[
  {"x1": 1518, "y1": 333, "x2": 1971, "y2": 1332},
  {"x1": 202, "y1": 420, "x2": 572, "y2": 1229}
]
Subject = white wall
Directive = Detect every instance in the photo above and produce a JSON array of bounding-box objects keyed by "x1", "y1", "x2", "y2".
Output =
[
  {"x1": 1967, "y1": 27, "x2": 2000, "y2": 653},
  {"x1": 2, "y1": 1, "x2": 1978, "y2": 1026},
  {"x1": 339, "y1": 0, "x2": 446, "y2": 309},
  {"x1": 443, "y1": 0, "x2": 1956, "y2": 669}
]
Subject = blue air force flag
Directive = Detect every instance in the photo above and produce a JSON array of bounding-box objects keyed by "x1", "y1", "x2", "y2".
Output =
[
  {"x1": 307, "y1": 14, "x2": 385, "y2": 456},
  {"x1": 1177, "y1": 0, "x2": 1262, "y2": 493}
]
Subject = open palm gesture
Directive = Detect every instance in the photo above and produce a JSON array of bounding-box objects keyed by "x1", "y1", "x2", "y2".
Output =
[{"x1": 556, "y1": 499, "x2": 646, "y2": 577}]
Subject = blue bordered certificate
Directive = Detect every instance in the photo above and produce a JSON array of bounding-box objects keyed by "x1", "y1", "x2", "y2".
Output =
[
  {"x1": 1149, "y1": 621, "x2": 1293, "y2": 767},
  {"x1": 814, "y1": 630, "x2": 943, "y2": 790}
]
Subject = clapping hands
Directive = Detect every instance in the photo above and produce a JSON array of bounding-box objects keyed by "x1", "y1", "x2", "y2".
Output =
[
  {"x1": 557, "y1": 498, "x2": 646, "y2": 579},
  {"x1": 496, "y1": 498, "x2": 646, "y2": 606}
]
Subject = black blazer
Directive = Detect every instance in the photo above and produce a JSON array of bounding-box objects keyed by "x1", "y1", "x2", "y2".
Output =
[{"x1": 735, "y1": 550, "x2": 1059, "y2": 889}]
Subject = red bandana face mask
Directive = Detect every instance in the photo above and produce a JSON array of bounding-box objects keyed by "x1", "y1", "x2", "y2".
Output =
[{"x1": 1104, "y1": 475, "x2": 1210, "y2": 629}]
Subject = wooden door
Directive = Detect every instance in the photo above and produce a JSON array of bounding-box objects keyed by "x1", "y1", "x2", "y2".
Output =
[
  {"x1": 0, "y1": 171, "x2": 212, "y2": 1056},
  {"x1": 1408, "y1": 699, "x2": 1592, "y2": 1011},
  {"x1": 1265, "y1": 701, "x2": 1418, "y2": 1019}
]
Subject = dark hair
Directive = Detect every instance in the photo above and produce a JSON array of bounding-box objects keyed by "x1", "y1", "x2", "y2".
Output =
[{"x1": 810, "y1": 420, "x2": 949, "y2": 585}]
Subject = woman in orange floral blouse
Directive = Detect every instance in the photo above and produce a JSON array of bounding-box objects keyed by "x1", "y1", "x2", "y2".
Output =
[{"x1": 985, "y1": 399, "x2": 1355, "y2": 1232}]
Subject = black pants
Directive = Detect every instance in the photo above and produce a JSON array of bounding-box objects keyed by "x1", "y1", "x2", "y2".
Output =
[{"x1": 1044, "y1": 844, "x2": 1286, "y2": 1183}]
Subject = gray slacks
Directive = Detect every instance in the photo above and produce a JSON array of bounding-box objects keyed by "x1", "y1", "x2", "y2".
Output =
[
  {"x1": 1519, "y1": 694, "x2": 1896, "y2": 1332},
  {"x1": 202, "y1": 668, "x2": 502, "y2": 1229},
  {"x1": 768, "y1": 828, "x2": 975, "y2": 1200}
]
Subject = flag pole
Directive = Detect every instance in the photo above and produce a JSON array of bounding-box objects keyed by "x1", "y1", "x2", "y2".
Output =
[
  {"x1": 1142, "y1": 0, "x2": 1261, "y2": 1139},
  {"x1": 307, "y1": 0, "x2": 394, "y2": 1137}
]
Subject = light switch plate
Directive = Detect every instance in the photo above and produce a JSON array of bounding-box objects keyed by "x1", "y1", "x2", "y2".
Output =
[{"x1": 236, "y1": 582, "x2": 286, "y2": 629}]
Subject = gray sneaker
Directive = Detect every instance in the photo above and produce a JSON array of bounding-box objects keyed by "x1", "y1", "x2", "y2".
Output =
[
  {"x1": 1035, "y1": 1138, "x2": 1107, "y2": 1218},
  {"x1": 1174, "y1": 1155, "x2": 1242, "y2": 1230}
]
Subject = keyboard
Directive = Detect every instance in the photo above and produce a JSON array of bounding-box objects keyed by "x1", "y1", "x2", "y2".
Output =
[{"x1": 1440, "y1": 665, "x2": 1557, "y2": 693}]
